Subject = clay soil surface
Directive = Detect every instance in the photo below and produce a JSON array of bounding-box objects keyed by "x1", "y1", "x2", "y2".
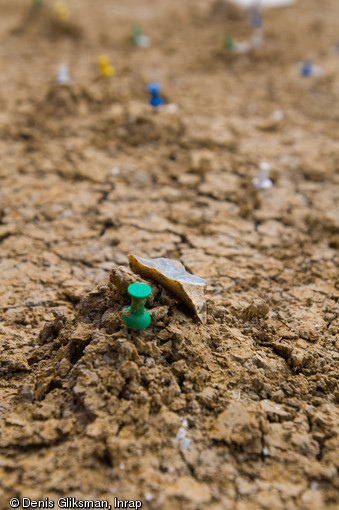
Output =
[{"x1": 0, "y1": 0, "x2": 339, "y2": 509}]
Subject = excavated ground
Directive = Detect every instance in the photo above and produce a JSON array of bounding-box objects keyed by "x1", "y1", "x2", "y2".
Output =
[{"x1": 0, "y1": 0, "x2": 338, "y2": 509}]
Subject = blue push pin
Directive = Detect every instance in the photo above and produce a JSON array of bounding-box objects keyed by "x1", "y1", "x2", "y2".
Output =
[
  {"x1": 250, "y1": 8, "x2": 263, "y2": 49},
  {"x1": 250, "y1": 10, "x2": 262, "y2": 29},
  {"x1": 301, "y1": 61, "x2": 312, "y2": 77},
  {"x1": 299, "y1": 60, "x2": 323, "y2": 78},
  {"x1": 147, "y1": 82, "x2": 164, "y2": 108}
]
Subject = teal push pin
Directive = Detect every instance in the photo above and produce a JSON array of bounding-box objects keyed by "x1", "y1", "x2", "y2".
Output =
[{"x1": 121, "y1": 283, "x2": 151, "y2": 330}]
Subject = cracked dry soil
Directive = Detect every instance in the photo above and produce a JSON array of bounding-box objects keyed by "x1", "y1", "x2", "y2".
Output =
[{"x1": 0, "y1": 0, "x2": 339, "y2": 509}]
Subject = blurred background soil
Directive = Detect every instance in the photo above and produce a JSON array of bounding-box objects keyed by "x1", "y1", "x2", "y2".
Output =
[{"x1": 0, "y1": 0, "x2": 338, "y2": 509}]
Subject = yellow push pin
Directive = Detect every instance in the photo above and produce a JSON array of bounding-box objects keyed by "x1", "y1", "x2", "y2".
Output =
[
  {"x1": 53, "y1": 0, "x2": 70, "y2": 22},
  {"x1": 98, "y1": 55, "x2": 115, "y2": 78}
]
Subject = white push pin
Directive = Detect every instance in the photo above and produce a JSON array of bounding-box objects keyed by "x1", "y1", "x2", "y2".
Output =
[
  {"x1": 253, "y1": 162, "x2": 273, "y2": 189},
  {"x1": 234, "y1": 41, "x2": 252, "y2": 53},
  {"x1": 56, "y1": 64, "x2": 70, "y2": 85},
  {"x1": 163, "y1": 103, "x2": 179, "y2": 114},
  {"x1": 137, "y1": 34, "x2": 151, "y2": 48}
]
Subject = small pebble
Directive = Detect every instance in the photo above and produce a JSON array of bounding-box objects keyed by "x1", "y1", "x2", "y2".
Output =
[
  {"x1": 163, "y1": 103, "x2": 179, "y2": 114},
  {"x1": 145, "y1": 493, "x2": 153, "y2": 502},
  {"x1": 271, "y1": 109, "x2": 284, "y2": 121},
  {"x1": 110, "y1": 166, "x2": 120, "y2": 176}
]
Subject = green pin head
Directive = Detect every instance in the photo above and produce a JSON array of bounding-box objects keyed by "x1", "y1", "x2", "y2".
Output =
[
  {"x1": 33, "y1": 0, "x2": 43, "y2": 7},
  {"x1": 121, "y1": 282, "x2": 151, "y2": 330}
]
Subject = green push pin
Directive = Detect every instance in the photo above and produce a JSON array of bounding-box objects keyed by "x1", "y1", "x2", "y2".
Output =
[
  {"x1": 224, "y1": 34, "x2": 235, "y2": 51},
  {"x1": 121, "y1": 283, "x2": 151, "y2": 330},
  {"x1": 33, "y1": 0, "x2": 43, "y2": 6},
  {"x1": 132, "y1": 24, "x2": 143, "y2": 46}
]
